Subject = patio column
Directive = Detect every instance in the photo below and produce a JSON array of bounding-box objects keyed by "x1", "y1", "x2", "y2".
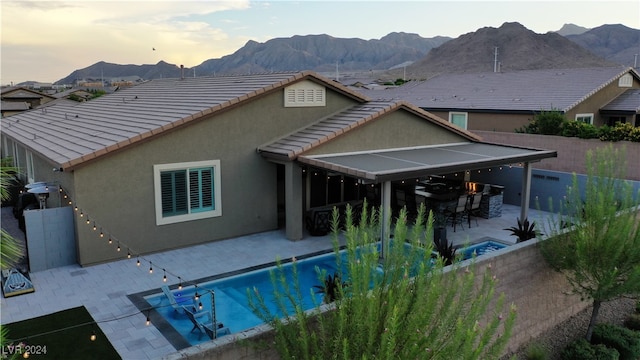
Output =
[
  {"x1": 285, "y1": 162, "x2": 303, "y2": 240},
  {"x1": 520, "y1": 161, "x2": 532, "y2": 222},
  {"x1": 380, "y1": 180, "x2": 391, "y2": 259}
]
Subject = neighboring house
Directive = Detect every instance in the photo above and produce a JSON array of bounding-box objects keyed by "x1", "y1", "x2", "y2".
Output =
[
  {"x1": 1, "y1": 100, "x2": 30, "y2": 117},
  {"x1": 1, "y1": 87, "x2": 56, "y2": 116},
  {"x1": 359, "y1": 66, "x2": 640, "y2": 132},
  {"x1": 0, "y1": 71, "x2": 555, "y2": 266},
  {"x1": 52, "y1": 88, "x2": 94, "y2": 102}
]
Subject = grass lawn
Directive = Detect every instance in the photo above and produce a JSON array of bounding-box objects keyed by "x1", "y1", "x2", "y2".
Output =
[{"x1": 3, "y1": 306, "x2": 121, "y2": 359}]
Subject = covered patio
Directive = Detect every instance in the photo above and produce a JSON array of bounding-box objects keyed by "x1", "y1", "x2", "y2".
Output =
[{"x1": 294, "y1": 142, "x2": 557, "y2": 250}]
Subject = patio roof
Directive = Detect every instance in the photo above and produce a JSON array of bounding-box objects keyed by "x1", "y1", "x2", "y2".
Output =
[{"x1": 297, "y1": 142, "x2": 557, "y2": 183}]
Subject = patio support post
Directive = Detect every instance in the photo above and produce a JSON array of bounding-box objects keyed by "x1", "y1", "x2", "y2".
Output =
[
  {"x1": 520, "y1": 161, "x2": 532, "y2": 222},
  {"x1": 380, "y1": 181, "x2": 391, "y2": 260},
  {"x1": 284, "y1": 162, "x2": 303, "y2": 240}
]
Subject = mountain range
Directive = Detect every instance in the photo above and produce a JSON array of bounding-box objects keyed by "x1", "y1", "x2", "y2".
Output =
[{"x1": 53, "y1": 22, "x2": 639, "y2": 85}]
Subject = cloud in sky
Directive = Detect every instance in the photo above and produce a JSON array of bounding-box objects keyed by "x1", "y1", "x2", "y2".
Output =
[{"x1": 1, "y1": 0, "x2": 639, "y2": 84}]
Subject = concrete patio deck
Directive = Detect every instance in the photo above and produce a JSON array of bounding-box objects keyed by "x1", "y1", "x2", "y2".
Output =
[{"x1": 0, "y1": 204, "x2": 551, "y2": 359}]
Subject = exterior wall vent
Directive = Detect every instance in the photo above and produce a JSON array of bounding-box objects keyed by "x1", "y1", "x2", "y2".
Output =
[
  {"x1": 618, "y1": 73, "x2": 632, "y2": 88},
  {"x1": 284, "y1": 80, "x2": 326, "y2": 107}
]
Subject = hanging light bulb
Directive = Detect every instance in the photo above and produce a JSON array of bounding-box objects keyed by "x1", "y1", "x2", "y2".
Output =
[
  {"x1": 146, "y1": 313, "x2": 151, "y2": 326},
  {"x1": 162, "y1": 269, "x2": 167, "y2": 282},
  {"x1": 136, "y1": 257, "x2": 141, "y2": 267},
  {"x1": 178, "y1": 278, "x2": 183, "y2": 290},
  {"x1": 79, "y1": 211, "x2": 84, "y2": 217},
  {"x1": 86, "y1": 218, "x2": 90, "y2": 225},
  {"x1": 90, "y1": 331, "x2": 97, "y2": 341},
  {"x1": 127, "y1": 250, "x2": 131, "y2": 259},
  {"x1": 99, "y1": 229, "x2": 104, "y2": 238},
  {"x1": 108, "y1": 237, "x2": 113, "y2": 245},
  {"x1": 74, "y1": 206, "x2": 79, "y2": 211},
  {"x1": 194, "y1": 290, "x2": 199, "y2": 301},
  {"x1": 116, "y1": 242, "x2": 121, "y2": 252},
  {"x1": 198, "y1": 301, "x2": 203, "y2": 311},
  {"x1": 92, "y1": 222, "x2": 97, "y2": 231},
  {"x1": 149, "y1": 262, "x2": 153, "y2": 274}
]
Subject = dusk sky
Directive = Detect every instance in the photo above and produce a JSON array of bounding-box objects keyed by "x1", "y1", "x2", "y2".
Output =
[{"x1": 1, "y1": 0, "x2": 639, "y2": 84}]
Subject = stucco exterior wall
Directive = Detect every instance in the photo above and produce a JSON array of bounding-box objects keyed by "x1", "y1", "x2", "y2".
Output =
[
  {"x1": 164, "y1": 241, "x2": 587, "y2": 360},
  {"x1": 303, "y1": 110, "x2": 469, "y2": 156},
  {"x1": 72, "y1": 89, "x2": 360, "y2": 265},
  {"x1": 428, "y1": 110, "x2": 534, "y2": 133},
  {"x1": 566, "y1": 75, "x2": 640, "y2": 126},
  {"x1": 474, "y1": 131, "x2": 640, "y2": 180}
]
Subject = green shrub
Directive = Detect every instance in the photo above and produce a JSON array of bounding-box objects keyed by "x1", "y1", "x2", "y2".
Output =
[
  {"x1": 599, "y1": 122, "x2": 638, "y2": 142},
  {"x1": 635, "y1": 300, "x2": 640, "y2": 313},
  {"x1": 562, "y1": 120, "x2": 598, "y2": 139},
  {"x1": 535, "y1": 109, "x2": 566, "y2": 135},
  {"x1": 525, "y1": 342, "x2": 549, "y2": 360},
  {"x1": 561, "y1": 338, "x2": 619, "y2": 360},
  {"x1": 592, "y1": 323, "x2": 640, "y2": 360},
  {"x1": 624, "y1": 314, "x2": 640, "y2": 331}
]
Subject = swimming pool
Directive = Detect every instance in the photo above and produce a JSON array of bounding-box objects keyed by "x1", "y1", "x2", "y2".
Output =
[{"x1": 145, "y1": 240, "x2": 507, "y2": 347}]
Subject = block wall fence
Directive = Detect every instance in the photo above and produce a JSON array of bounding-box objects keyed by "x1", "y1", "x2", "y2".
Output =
[
  {"x1": 164, "y1": 240, "x2": 588, "y2": 359},
  {"x1": 473, "y1": 131, "x2": 640, "y2": 181}
]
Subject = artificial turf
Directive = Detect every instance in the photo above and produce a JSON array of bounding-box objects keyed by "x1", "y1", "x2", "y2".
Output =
[{"x1": 3, "y1": 306, "x2": 121, "y2": 359}]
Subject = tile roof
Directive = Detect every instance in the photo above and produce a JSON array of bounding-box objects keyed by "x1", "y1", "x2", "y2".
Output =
[
  {"x1": 358, "y1": 66, "x2": 637, "y2": 113},
  {"x1": 601, "y1": 88, "x2": 640, "y2": 113},
  {"x1": 1, "y1": 72, "x2": 367, "y2": 170},
  {"x1": 1, "y1": 101, "x2": 30, "y2": 111},
  {"x1": 258, "y1": 100, "x2": 481, "y2": 160}
]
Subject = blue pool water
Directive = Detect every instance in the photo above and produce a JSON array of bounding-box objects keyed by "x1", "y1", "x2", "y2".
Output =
[{"x1": 146, "y1": 240, "x2": 507, "y2": 346}]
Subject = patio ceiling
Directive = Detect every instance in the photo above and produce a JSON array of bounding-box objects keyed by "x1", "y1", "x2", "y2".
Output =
[{"x1": 298, "y1": 142, "x2": 557, "y2": 183}]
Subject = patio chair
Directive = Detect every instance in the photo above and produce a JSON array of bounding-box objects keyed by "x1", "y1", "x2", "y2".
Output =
[
  {"x1": 445, "y1": 194, "x2": 469, "y2": 232},
  {"x1": 161, "y1": 285, "x2": 184, "y2": 316},
  {"x1": 467, "y1": 192, "x2": 483, "y2": 227},
  {"x1": 182, "y1": 305, "x2": 230, "y2": 340}
]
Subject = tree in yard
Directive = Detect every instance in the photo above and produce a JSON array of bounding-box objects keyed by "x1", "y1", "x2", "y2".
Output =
[
  {"x1": 1, "y1": 158, "x2": 25, "y2": 360},
  {"x1": 540, "y1": 145, "x2": 640, "y2": 341},
  {"x1": 249, "y1": 203, "x2": 516, "y2": 359}
]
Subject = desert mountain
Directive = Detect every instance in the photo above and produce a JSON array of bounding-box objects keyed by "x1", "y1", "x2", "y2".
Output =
[
  {"x1": 55, "y1": 33, "x2": 450, "y2": 85},
  {"x1": 555, "y1": 23, "x2": 590, "y2": 36},
  {"x1": 392, "y1": 22, "x2": 617, "y2": 81},
  {"x1": 567, "y1": 24, "x2": 640, "y2": 67},
  {"x1": 53, "y1": 22, "x2": 636, "y2": 85}
]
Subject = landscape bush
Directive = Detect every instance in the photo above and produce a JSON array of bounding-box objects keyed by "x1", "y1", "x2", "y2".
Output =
[
  {"x1": 524, "y1": 341, "x2": 549, "y2": 360},
  {"x1": 516, "y1": 115, "x2": 640, "y2": 143},
  {"x1": 591, "y1": 323, "x2": 640, "y2": 360},
  {"x1": 623, "y1": 313, "x2": 640, "y2": 331},
  {"x1": 560, "y1": 338, "x2": 619, "y2": 360}
]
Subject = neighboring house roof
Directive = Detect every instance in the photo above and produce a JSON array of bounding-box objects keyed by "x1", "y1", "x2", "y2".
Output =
[
  {"x1": 35, "y1": 98, "x2": 81, "y2": 109},
  {"x1": 52, "y1": 88, "x2": 93, "y2": 99},
  {"x1": 360, "y1": 66, "x2": 638, "y2": 113},
  {"x1": 1, "y1": 101, "x2": 30, "y2": 111},
  {"x1": 601, "y1": 88, "x2": 640, "y2": 113},
  {"x1": 0, "y1": 72, "x2": 368, "y2": 171},
  {"x1": 258, "y1": 100, "x2": 480, "y2": 160},
  {"x1": 1, "y1": 86, "x2": 56, "y2": 101}
]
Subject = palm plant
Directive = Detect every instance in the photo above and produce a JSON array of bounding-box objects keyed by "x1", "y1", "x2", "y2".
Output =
[
  {"x1": 313, "y1": 271, "x2": 348, "y2": 303},
  {"x1": 504, "y1": 217, "x2": 536, "y2": 242}
]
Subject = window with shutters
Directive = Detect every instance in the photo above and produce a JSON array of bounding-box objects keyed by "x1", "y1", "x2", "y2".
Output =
[
  {"x1": 284, "y1": 80, "x2": 326, "y2": 107},
  {"x1": 154, "y1": 160, "x2": 221, "y2": 225}
]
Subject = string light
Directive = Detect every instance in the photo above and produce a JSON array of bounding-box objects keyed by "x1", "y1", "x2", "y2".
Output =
[
  {"x1": 90, "y1": 331, "x2": 97, "y2": 341},
  {"x1": 194, "y1": 289, "x2": 199, "y2": 301},
  {"x1": 99, "y1": 229, "x2": 104, "y2": 238},
  {"x1": 198, "y1": 301, "x2": 203, "y2": 311},
  {"x1": 146, "y1": 313, "x2": 151, "y2": 326},
  {"x1": 92, "y1": 222, "x2": 97, "y2": 231},
  {"x1": 149, "y1": 262, "x2": 153, "y2": 274},
  {"x1": 86, "y1": 218, "x2": 90, "y2": 225},
  {"x1": 108, "y1": 237, "x2": 113, "y2": 245},
  {"x1": 178, "y1": 278, "x2": 183, "y2": 290},
  {"x1": 162, "y1": 269, "x2": 167, "y2": 282},
  {"x1": 116, "y1": 242, "x2": 121, "y2": 252},
  {"x1": 127, "y1": 249, "x2": 131, "y2": 259},
  {"x1": 79, "y1": 211, "x2": 84, "y2": 217},
  {"x1": 136, "y1": 257, "x2": 141, "y2": 267}
]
